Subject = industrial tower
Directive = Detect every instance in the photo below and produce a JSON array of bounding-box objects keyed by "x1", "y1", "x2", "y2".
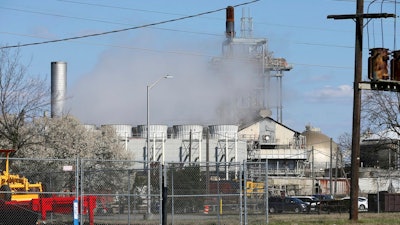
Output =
[{"x1": 212, "y1": 6, "x2": 292, "y2": 123}]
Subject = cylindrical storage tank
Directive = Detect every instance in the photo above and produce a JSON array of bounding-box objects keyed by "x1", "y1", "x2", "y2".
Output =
[
  {"x1": 82, "y1": 124, "x2": 101, "y2": 135},
  {"x1": 82, "y1": 124, "x2": 97, "y2": 131},
  {"x1": 51, "y1": 61, "x2": 67, "y2": 118},
  {"x1": 368, "y1": 48, "x2": 389, "y2": 80},
  {"x1": 101, "y1": 124, "x2": 132, "y2": 139},
  {"x1": 391, "y1": 50, "x2": 400, "y2": 81},
  {"x1": 137, "y1": 125, "x2": 168, "y2": 139},
  {"x1": 173, "y1": 125, "x2": 203, "y2": 140},
  {"x1": 208, "y1": 125, "x2": 238, "y2": 139}
]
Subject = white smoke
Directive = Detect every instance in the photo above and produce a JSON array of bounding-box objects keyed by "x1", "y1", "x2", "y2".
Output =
[{"x1": 66, "y1": 32, "x2": 264, "y2": 127}]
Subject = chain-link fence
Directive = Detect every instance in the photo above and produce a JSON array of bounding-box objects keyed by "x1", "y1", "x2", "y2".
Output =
[
  {"x1": 0, "y1": 157, "x2": 79, "y2": 225},
  {"x1": 0, "y1": 157, "x2": 271, "y2": 225}
]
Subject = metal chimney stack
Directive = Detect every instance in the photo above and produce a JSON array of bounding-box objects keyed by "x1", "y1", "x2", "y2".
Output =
[
  {"x1": 226, "y1": 6, "x2": 235, "y2": 38},
  {"x1": 51, "y1": 61, "x2": 67, "y2": 118}
]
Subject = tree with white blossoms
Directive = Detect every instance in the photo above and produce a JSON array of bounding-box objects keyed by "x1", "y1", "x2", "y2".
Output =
[
  {"x1": 0, "y1": 48, "x2": 133, "y2": 193},
  {"x1": 14, "y1": 115, "x2": 133, "y2": 193},
  {"x1": 17, "y1": 116, "x2": 130, "y2": 160}
]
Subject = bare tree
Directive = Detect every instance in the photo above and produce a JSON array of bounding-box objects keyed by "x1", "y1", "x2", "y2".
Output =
[
  {"x1": 361, "y1": 90, "x2": 400, "y2": 169},
  {"x1": 0, "y1": 48, "x2": 49, "y2": 151},
  {"x1": 362, "y1": 90, "x2": 400, "y2": 137},
  {"x1": 337, "y1": 132, "x2": 351, "y2": 166}
]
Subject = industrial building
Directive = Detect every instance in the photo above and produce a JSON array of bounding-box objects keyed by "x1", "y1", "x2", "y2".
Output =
[{"x1": 48, "y1": 6, "x2": 353, "y2": 196}]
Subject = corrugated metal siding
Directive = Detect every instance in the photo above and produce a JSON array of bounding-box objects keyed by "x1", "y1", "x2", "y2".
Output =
[{"x1": 318, "y1": 178, "x2": 350, "y2": 195}]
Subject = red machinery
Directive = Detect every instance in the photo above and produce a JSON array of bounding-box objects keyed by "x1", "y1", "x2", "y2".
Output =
[
  {"x1": 1, "y1": 195, "x2": 96, "y2": 225},
  {"x1": 0, "y1": 149, "x2": 97, "y2": 224}
]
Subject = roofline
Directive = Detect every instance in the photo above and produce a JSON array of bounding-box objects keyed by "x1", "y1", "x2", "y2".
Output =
[{"x1": 239, "y1": 116, "x2": 301, "y2": 135}]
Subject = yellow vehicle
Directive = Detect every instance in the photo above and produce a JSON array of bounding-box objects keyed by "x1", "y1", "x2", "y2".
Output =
[
  {"x1": 246, "y1": 180, "x2": 265, "y2": 198},
  {"x1": 0, "y1": 149, "x2": 43, "y2": 201}
]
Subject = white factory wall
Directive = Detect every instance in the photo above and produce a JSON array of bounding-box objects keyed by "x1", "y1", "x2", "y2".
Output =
[{"x1": 123, "y1": 137, "x2": 247, "y2": 168}]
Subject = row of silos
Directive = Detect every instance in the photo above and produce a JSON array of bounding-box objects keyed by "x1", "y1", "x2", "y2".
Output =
[{"x1": 90, "y1": 124, "x2": 239, "y2": 140}]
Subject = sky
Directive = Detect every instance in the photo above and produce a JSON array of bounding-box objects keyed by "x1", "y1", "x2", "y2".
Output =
[{"x1": 0, "y1": 0, "x2": 398, "y2": 141}]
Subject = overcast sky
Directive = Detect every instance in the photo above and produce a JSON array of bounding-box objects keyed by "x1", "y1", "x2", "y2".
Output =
[{"x1": 1, "y1": 0, "x2": 398, "y2": 141}]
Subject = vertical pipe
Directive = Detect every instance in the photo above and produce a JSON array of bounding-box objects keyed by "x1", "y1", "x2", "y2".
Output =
[
  {"x1": 162, "y1": 132, "x2": 165, "y2": 164},
  {"x1": 199, "y1": 133, "x2": 202, "y2": 163},
  {"x1": 377, "y1": 177, "x2": 380, "y2": 213},
  {"x1": 146, "y1": 86, "x2": 151, "y2": 216},
  {"x1": 235, "y1": 133, "x2": 238, "y2": 179},
  {"x1": 225, "y1": 133, "x2": 229, "y2": 180},
  {"x1": 219, "y1": 198, "x2": 223, "y2": 215},
  {"x1": 189, "y1": 130, "x2": 192, "y2": 162},
  {"x1": 153, "y1": 133, "x2": 156, "y2": 162},
  {"x1": 179, "y1": 147, "x2": 182, "y2": 162}
]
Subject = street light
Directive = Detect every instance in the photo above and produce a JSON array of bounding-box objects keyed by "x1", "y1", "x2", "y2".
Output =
[{"x1": 146, "y1": 74, "x2": 173, "y2": 217}]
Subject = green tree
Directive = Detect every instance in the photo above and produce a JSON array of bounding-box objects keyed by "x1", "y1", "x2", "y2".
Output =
[{"x1": 168, "y1": 164, "x2": 205, "y2": 212}]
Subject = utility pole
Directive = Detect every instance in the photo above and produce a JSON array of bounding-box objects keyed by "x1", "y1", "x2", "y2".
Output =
[
  {"x1": 327, "y1": 0, "x2": 395, "y2": 221},
  {"x1": 312, "y1": 146, "x2": 315, "y2": 194},
  {"x1": 329, "y1": 138, "x2": 333, "y2": 196}
]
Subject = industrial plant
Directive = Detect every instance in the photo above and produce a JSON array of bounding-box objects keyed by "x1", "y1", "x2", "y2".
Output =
[{"x1": 48, "y1": 6, "x2": 400, "y2": 200}]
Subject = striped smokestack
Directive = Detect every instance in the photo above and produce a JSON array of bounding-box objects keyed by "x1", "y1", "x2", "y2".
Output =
[{"x1": 226, "y1": 6, "x2": 235, "y2": 38}]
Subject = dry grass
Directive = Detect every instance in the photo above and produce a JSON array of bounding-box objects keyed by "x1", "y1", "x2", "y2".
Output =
[
  {"x1": 90, "y1": 212, "x2": 400, "y2": 225},
  {"x1": 263, "y1": 212, "x2": 400, "y2": 225}
]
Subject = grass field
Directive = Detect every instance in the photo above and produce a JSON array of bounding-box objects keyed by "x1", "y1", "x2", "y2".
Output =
[
  {"x1": 91, "y1": 212, "x2": 400, "y2": 225},
  {"x1": 263, "y1": 212, "x2": 400, "y2": 225}
]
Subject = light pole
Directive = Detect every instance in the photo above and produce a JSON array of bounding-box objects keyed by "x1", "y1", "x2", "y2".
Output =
[{"x1": 146, "y1": 74, "x2": 173, "y2": 217}]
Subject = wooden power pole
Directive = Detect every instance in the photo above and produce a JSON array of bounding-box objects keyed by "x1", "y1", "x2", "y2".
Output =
[{"x1": 327, "y1": 0, "x2": 395, "y2": 221}]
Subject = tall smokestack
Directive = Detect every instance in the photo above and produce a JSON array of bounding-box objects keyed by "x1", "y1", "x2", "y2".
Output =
[
  {"x1": 226, "y1": 6, "x2": 235, "y2": 38},
  {"x1": 51, "y1": 61, "x2": 67, "y2": 118}
]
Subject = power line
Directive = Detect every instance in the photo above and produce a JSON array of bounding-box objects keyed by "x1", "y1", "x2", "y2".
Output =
[
  {"x1": 58, "y1": 0, "x2": 199, "y2": 17},
  {"x1": 1, "y1": 0, "x2": 260, "y2": 49}
]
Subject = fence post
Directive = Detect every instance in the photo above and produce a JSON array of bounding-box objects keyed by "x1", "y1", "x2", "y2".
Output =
[
  {"x1": 266, "y1": 159, "x2": 269, "y2": 224},
  {"x1": 76, "y1": 157, "x2": 81, "y2": 225},
  {"x1": 239, "y1": 163, "x2": 243, "y2": 225},
  {"x1": 243, "y1": 161, "x2": 248, "y2": 225},
  {"x1": 162, "y1": 164, "x2": 168, "y2": 225}
]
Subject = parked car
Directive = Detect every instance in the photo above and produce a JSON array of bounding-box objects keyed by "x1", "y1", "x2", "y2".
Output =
[
  {"x1": 341, "y1": 196, "x2": 368, "y2": 211},
  {"x1": 268, "y1": 196, "x2": 308, "y2": 213},
  {"x1": 291, "y1": 196, "x2": 320, "y2": 211},
  {"x1": 312, "y1": 194, "x2": 334, "y2": 200}
]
